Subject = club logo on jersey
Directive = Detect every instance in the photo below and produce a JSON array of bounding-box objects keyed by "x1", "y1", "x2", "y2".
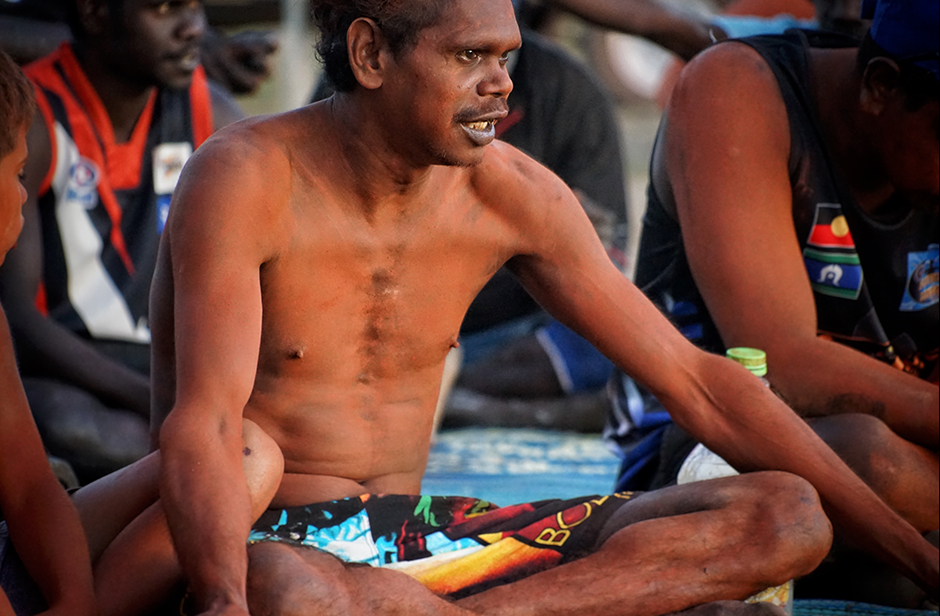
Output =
[
  {"x1": 900, "y1": 244, "x2": 939, "y2": 312},
  {"x1": 65, "y1": 158, "x2": 101, "y2": 210},
  {"x1": 803, "y1": 248, "x2": 864, "y2": 300},
  {"x1": 153, "y1": 142, "x2": 193, "y2": 196},
  {"x1": 807, "y1": 203, "x2": 856, "y2": 250}
]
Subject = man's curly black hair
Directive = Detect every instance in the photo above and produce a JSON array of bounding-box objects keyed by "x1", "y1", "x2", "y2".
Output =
[{"x1": 311, "y1": 0, "x2": 456, "y2": 92}]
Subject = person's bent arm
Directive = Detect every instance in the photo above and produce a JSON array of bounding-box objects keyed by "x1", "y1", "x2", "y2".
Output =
[
  {"x1": 157, "y1": 126, "x2": 287, "y2": 615},
  {"x1": 495, "y1": 141, "x2": 937, "y2": 596},
  {"x1": 0, "y1": 112, "x2": 150, "y2": 416},
  {"x1": 660, "y1": 43, "x2": 938, "y2": 449},
  {"x1": 550, "y1": 0, "x2": 713, "y2": 60},
  {"x1": 0, "y1": 307, "x2": 96, "y2": 616}
]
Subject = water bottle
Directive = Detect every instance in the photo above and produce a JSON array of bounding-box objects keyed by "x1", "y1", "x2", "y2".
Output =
[{"x1": 677, "y1": 347, "x2": 794, "y2": 614}]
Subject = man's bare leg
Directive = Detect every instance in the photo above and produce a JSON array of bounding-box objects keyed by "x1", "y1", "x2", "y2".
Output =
[
  {"x1": 79, "y1": 420, "x2": 284, "y2": 616},
  {"x1": 810, "y1": 414, "x2": 939, "y2": 532},
  {"x1": 245, "y1": 471, "x2": 831, "y2": 616}
]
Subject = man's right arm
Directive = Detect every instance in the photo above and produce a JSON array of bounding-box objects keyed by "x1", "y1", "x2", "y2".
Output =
[
  {"x1": 157, "y1": 126, "x2": 287, "y2": 615},
  {"x1": 0, "y1": 111, "x2": 150, "y2": 416},
  {"x1": 660, "y1": 43, "x2": 938, "y2": 449}
]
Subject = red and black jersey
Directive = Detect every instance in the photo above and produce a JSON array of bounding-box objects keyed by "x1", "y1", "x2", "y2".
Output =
[{"x1": 25, "y1": 43, "x2": 213, "y2": 344}]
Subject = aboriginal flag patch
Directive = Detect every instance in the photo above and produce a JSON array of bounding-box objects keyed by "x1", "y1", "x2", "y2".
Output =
[
  {"x1": 803, "y1": 203, "x2": 864, "y2": 300},
  {"x1": 807, "y1": 203, "x2": 856, "y2": 250}
]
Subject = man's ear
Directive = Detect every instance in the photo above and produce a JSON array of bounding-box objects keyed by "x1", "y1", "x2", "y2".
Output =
[
  {"x1": 860, "y1": 57, "x2": 902, "y2": 115},
  {"x1": 347, "y1": 18, "x2": 389, "y2": 90}
]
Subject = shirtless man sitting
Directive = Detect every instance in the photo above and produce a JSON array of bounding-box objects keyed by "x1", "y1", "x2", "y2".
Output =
[{"x1": 88, "y1": 1, "x2": 936, "y2": 614}]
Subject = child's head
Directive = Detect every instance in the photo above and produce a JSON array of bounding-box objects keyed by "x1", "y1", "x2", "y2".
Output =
[{"x1": 0, "y1": 50, "x2": 35, "y2": 263}]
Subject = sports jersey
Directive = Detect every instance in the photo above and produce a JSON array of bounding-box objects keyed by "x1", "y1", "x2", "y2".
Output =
[{"x1": 25, "y1": 43, "x2": 213, "y2": 345}]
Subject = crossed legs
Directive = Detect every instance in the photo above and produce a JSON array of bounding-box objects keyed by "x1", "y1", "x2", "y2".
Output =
[{"x1": 244, "y1": 471, "x2": 832, "y2": 616}]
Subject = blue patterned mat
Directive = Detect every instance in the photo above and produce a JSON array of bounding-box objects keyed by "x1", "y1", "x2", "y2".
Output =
[
  {"x1": 794, "y1": 600, "x2": 938, "y2": 616},
  {"x1": 422, "y1": 427, "x2": 620, "y2": 505}
]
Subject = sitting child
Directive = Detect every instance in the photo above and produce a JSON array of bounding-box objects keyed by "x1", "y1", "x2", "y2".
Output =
[{"x1": 0, "y1": 49, "x2": 96, "y2": 616}]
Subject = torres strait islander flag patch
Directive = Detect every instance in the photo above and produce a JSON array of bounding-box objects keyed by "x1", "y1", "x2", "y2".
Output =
[{"x1": 803, "y1": 203, "x2": 864, "y2": 300}]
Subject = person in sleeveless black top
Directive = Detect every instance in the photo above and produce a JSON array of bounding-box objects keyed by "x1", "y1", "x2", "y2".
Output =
[{"x1": 607, "y1": 0, "x2": 938, "y2": 605}]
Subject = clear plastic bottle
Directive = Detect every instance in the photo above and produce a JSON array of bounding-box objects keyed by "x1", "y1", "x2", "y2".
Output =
[
  {"x1": 677, "y1": 348, "x2": 770, "y2": 483},
  {"x1": 677, "y1": 347, "x2": 794, "y2": 614}
]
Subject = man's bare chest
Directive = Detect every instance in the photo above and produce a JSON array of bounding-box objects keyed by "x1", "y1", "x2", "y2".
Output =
[{"x1": 255, "y1": 215, "x2": 510, "y2": 380}]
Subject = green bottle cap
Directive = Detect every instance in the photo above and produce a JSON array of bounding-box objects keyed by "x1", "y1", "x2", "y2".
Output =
[{"x1": 726, "y1": 347, "x2": 768, "y2": 377}]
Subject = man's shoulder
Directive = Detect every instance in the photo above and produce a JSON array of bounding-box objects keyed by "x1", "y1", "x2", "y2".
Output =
[
  {"x1": 192, "y1": 112, "x2": 293, "y2": 169},
  {"x1": 667, "y1": 41, "x2": 790, "y2": 145},
  {"x1": 474, "y1": 140, "x2": 568, "y2": 199},
  {"x1": 680, "y1": 40, "x2": 782, "y2": 94}
]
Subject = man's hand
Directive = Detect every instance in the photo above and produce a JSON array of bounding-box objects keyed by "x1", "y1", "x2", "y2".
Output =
[{"x1": 201, "y1": 29, "x2": 278, "y2": 95}]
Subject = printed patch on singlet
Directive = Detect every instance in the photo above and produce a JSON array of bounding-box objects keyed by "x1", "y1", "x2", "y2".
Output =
[
  {"x1": 152, "y1": 142, "x2": 193, "y2": 195},
  {"x1": 804, "y1": 248, "x2": 864, "y2": 300},
  {"x1": 900, "y1": 244, "x2": 939, "y2": 312},
  {"x1": 804, "y1": 203, "x2": 864, "y2": 300},
  {"x1": 806, "y1": 203, "x2": 856, "y2": 250},
  {"x1": 65, "y1": 157, "x2": 100, "y2": 210}
]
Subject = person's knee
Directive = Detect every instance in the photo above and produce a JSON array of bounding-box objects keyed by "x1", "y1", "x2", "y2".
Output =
[
  {"x1": 241, "y1": 419, "x2": 284, "y2": 520},
  {"x1": 813, "y1": 414, "x2": 894, "y2": 470},
  {"x1": 736, "y1": 472, "x2": 833, "y2": 580},
  {"x1": 247, "y1": 543, "x2": 354, "y2": 616}
]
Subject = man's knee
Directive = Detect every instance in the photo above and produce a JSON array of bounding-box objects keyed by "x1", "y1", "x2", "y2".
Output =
[
  {"x1": 812, "y1": 414, "x2": 899, "y2": 478},
  {"x1": 241, "y1": 419, "x2": 284, "y2": 519},
  {"x1": 247, "y1": 543, "x2": 354, "y2": 616},
  {"x1": 735, "y1": 472, "x2": 832, "y2": 578}
]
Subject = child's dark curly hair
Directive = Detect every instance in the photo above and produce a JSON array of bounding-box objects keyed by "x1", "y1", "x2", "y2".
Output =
[{"x1": 0, "y1": 50, "x2": 35, "y2": 158}]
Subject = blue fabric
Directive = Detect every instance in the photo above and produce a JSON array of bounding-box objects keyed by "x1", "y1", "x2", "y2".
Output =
[
  {"x1": 459, "y1": 313, "x2": 551, "y2": 366},
  {"x1": 535, "y1": 320, "x2": 614, "y2": 394},
  {"x1": 862, "y1": 0, "x2": 939, "y2": 78},
  {"x1": 0, "y1": 523, "x2": 47, "y2": 616},
  {"x1": 710, "y1": 14, "x2": 814, "y2": 39},
  {"x1": 794, "y1": 599, "x2": 939, "y2": 616}
]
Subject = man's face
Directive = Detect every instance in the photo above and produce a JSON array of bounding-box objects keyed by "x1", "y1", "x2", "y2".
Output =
[
  {"x1": 879, "y1": 97, "x2": 940, "y2": 209},
  {"x1": 107, "y1": 0, "x2": 206, "y2": 90},
  {"x1": 380, "y1": 0, "x2": 522, "y2": 167},
  {"x1": 0, "y1": 127, "x2": 28, "y2": 266}
]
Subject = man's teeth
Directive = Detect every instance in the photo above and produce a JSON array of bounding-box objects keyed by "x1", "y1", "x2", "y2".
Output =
[{"x1": 464, "y1": 120, "x2": 495, "y2": 131}]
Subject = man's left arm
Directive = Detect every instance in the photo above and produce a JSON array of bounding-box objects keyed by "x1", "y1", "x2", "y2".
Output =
[{"x1": 503, "y1": 156, "x2": 939, "y2": 597}]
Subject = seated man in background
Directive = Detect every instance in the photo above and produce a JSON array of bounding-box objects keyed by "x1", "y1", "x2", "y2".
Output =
[
  {"x1": 605, "y1": 0, "x2": 938, "y2": 605},
  {"x1": 0, "y1": 0, "x2": 278, "y2": 95},
  {"x1": 0, "y1": 0, "x2": 244, "y2": 482},
  {"x1": 0, "y1": 48, "x2": 96, "y2": 616}
]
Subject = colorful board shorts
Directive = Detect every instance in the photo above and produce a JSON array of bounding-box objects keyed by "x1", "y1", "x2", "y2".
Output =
[{"x1": 249, "y1": 493, "x2": 637, "y2": 598}]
